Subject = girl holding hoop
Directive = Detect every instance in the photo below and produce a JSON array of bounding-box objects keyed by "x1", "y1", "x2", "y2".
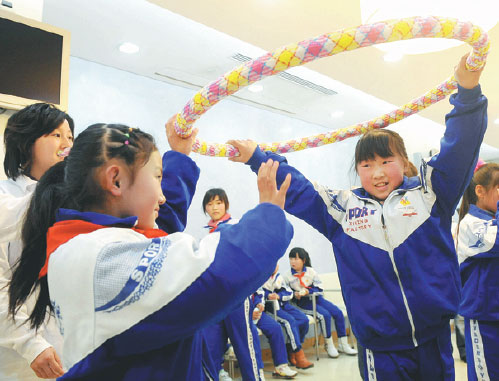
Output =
[
  {"x1": 230, "y1": 54, "x2": 487, "y2": 380},
  {"x1": 8, "y1": 119, "x2": 293, "y2": 380}
]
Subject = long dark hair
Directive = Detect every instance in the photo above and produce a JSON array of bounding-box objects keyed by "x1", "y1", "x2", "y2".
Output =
[
  {"x1": 289, "y1": 247, "x2": 312, "y2": 267},
  {"x1": 8, "y1": 124, "x2": 157, "y2": 329},
  {"x1": 3, "y1": 103, "x2": 74, "y2": 180}
]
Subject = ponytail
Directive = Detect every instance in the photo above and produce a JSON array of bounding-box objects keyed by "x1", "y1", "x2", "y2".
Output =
[{"x1": 8, "y1": 161, "x2": 68, "y2": 329}]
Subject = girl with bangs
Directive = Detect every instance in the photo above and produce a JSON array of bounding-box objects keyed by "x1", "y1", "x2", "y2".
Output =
[{"x1": 229, "y1": 54, "x2": 488, "y2": 380}]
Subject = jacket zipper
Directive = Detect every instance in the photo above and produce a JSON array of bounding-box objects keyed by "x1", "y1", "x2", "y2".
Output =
[{"x1": 381, "y1": 212, "x2": 418, "y2": 347}]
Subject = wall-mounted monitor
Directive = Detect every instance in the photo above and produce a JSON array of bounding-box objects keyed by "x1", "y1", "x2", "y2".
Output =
[{"x1": 0, "y1": 10, "x2": 70, "y2": 111}]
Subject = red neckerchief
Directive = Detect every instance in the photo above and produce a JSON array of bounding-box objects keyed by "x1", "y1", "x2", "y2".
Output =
[
  {"x1": 207, "y1": 213, "x2": 231, "y2": 233},
  {"x1": 39, "y1": 220, "x2": 168, "y2": 279},
  {"x1": 293, "y1": 270, "x2": 310, "y2": 289}
]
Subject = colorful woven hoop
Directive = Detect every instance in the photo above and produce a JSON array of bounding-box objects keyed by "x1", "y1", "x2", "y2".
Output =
[{"x1": 174, "y1": 16, "x2": 489, "y2": 156}]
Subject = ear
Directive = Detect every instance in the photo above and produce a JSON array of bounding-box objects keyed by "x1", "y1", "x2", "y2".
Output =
[
  {"x1": 102, "y1": 164, "x2": 125, "y2": 197},
  {"x1": 475, "y1": 184, "x2": 485, "y2": 199}
]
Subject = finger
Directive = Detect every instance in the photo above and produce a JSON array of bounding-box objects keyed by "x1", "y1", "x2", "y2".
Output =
[
  {"x1": 48, "y1": 356, "x2": 65, "y2": 377},
  {"x1": 190, "y1": 128, "x2": 199, "y2": 140},
  {"x1": 54, "y1": 351, "x2": 65, "y2": 373},
  {"x1": 269, "y1": 160, "x2": 279, "y2": 187},
  {"x1": 279, "y1": 173, "x2": 292, "y2": 195}
]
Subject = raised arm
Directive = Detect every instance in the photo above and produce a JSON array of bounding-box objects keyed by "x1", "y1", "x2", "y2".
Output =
[
  {"x1": 229, "y1": 139, "x2": 342, "y2": 240},
  {"x1": 156, "y1": 116, "x2": 200, "y2": 233},
  {"x1": 427, "y1": 55, "x2": 488, "y2": 214}
]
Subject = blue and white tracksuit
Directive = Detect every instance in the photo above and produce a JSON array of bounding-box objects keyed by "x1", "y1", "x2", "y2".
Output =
[
  {"x1": 285, "y1": 267, "x2": 346, "y2": 339},
  {"x1": 202, "y1": 217, "x2": 265, "y2": 381},
  {"x1": 46, "y1": 151, "x2": 293, "y2": 380},
  {"x1": 245, "y1": 85, "x2": 488, "y2": 380},
  {"x1": 251, "y1": 289, "x2": 288, "y2": 367},
  {"x1": 456, "y1": 202, "x2": 499, "y2": 381},
  {"x1": 262, "y1": 273, "x2": 309, "y2": 352}
]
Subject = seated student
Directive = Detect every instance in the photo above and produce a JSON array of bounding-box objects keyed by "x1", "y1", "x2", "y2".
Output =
[
  {"x1": 202, "y1": 188, "x2": 265, "y2": 381},
  {"x1": 1, "y1": 103, "x2": 74, "y2": 380},
  {"x1": 285, "y1": 247, "x2": 357, "y2": 358},
  {"x1": 262, "y1": 264, "x2": 313, "y2": 369},
  {"x1": 251, "y1": 288, "x2": 297, "y2": 379},
  {"x1": 8, "y1": 119, "x2": 293, "y2": 381}
]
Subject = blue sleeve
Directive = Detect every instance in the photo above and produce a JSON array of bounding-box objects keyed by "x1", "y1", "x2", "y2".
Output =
[
  {"x1": 276, "y1": 287, "x2": 293, "y2": 301},
  {"x1": 428, "y1": 85, "x2": 488, "y2": 214},
  {"x1": 253, "y1": 289, "x2": 264, "y2": 306},
  {"x1": 112, "y1": 203, "x2": 293, "y2": 353},
  {"x1": 156, "y1": 151, "x2": 200, "y2": 233},
  {"x1": 246, "y1": 148, "x2": 341, "y2": 240}
]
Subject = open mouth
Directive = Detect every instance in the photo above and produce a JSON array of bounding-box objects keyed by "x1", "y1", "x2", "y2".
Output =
[
  {"x1": 57, "y1": 147, "x2": 71, "y2": 158},
  {"x1": 375, "y1": 182, "x2": 388, "y2": 189}
]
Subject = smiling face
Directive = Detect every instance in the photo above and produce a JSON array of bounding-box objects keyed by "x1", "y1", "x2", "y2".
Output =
[
  {"x1": 121, "y1": 150, "x2": 166, "y2": 229},
  {"x1": 357, "y1": 153, "x2": 408, "y2": 202},
  {"x1": 29, "y1": 119, "x2": 74, "y2": 180},
  {"x1": 205, "y1": 195, "x2": 227, "y2": 222}
]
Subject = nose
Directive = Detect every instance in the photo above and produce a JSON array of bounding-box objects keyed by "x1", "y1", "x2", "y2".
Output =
[
  {"x1": 159, "y1": 193, "x2": 166, "y2": 205},
  {"x1": 62, "y1": 135, "x2": 73, "y2": 148},
  {"x1": 372, "y1": 165, "x2": 385, "y2": 179}
]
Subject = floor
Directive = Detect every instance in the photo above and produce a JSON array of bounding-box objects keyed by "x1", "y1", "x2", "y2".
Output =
[{"x1": 229, "y1": 335, "x2": 467, "y2": 380}]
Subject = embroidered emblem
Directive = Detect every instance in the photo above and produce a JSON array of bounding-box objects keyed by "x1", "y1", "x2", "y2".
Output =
[
  {"x1": 469, "y1": 226, "x2": 485, "y2": 249},
  {"x1": 397, "y1": 196, "x2": 418, "y2": 217}
]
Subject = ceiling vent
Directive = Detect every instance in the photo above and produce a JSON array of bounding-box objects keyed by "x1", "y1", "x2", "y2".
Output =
[{"x1": 231, "y1": 53, "x2": 337, "y2": 96}]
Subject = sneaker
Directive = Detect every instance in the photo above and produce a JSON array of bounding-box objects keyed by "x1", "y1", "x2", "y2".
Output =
[
  {"x1": 338, "y1": 336, "x2": 358, "y2": 355},
  {"x1": 272, "y1": 364, "x2": 297, "y2": 379},
  {"x1": 219, "y1": 369, "x2": 233, "y2": 381}
]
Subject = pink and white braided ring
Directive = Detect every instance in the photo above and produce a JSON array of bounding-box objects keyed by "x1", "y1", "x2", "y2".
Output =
[{"x1": 174, "y1": 16, "x2": 489, "y2": 157}]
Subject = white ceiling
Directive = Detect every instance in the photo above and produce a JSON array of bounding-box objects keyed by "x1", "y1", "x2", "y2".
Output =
[{"x1": 39, "y1": 0, "x2": 498, "y2": 159}]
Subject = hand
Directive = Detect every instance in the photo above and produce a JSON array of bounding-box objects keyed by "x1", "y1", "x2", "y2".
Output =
[
  {"x1": 302, "y1": 289, "x2": 310, "y2": 296},
  {"x1": 30, "y1": 347, "x2": 64, "y2": 379},
  {"x1": 268, "y1": 293, "x2": 279, "y2": 300},
  {"x1": 253, "y1": 309, "x2": 262, "y2": 320},
  {"x1": 294, "y1": 291, "x2": 302, "y2": 300},
  {"x1": 257, "y1": 159, "x2": 291, "y2": 209},
  {"x1": 454, "y1": 54, "x2": 485, "y2": 90},
  {"x1": 165, "y1": 115, "x2": 199, "y2": 155},
  {"x1": 227, "y1": 139, "x2": 258, "y2": 163}
]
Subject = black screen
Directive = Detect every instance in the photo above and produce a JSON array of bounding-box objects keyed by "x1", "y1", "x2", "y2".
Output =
[{"x1": 0, "y1": 17, "x2": 63, "y2": 104}]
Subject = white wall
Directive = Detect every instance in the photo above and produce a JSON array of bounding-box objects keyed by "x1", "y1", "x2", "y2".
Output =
[{"x1": 64, "y1": 56, "x2": 487, "y2": 274}]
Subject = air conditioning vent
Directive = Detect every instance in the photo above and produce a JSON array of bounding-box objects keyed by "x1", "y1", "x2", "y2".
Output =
[{"x1": 231, "y1": 53, "x2": 337, "y2": 96}]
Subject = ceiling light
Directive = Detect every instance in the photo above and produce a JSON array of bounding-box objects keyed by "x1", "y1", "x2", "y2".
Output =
[
  {"x1": 119, "y1": 42, "x2": 139, "y2": 54},
  {"x1": 360, "y1": 0, "x2": 498, "y2": 55},
  {"x1": 330, "y1": 111, "x2": 344, "y2": 119},
  {"x1": 248, "y1": 84, "x2": 263, "y2": 93},
  {"x1": 383, "y1": 51, "x2": 404, "y2": 62},
  {"x1": 494, "y1": 118, "x2": 499, "y2": 125}
]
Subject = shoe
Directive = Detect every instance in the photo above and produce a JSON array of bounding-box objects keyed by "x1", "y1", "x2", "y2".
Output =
[
  {"x1": 219, "y1": 369, "x2": 233, "y2": 381},
  {"x1": 324, "y1": 336, "x2": 339, "y2": 358},
  {"x1": 272, "y1": 364, "x2": 297, "y2": 379},
  {"x1": 289, "y1": 351, "x2": 296, "y2": 366},
  {"x1": 294, "y1": 349, "x2": 314, "y2": 369},
  {"x1": 338, "y1": 336, "x2": 357, "y2": 355}
]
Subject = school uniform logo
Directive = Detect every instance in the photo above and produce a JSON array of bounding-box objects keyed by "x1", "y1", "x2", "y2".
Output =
[
  {"x1": 469, "y1": 226, "x2": 486, "y2": 249},
  {"x1": 397, "y1": 196, "x2": 418, "y2": 217},
  {"x1": 346, "y1": 207, "x2": 376, "y2": 233}
]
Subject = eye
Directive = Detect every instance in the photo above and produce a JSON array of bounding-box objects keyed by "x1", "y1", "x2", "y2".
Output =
[{"x1": 53, "y1": 133, "x2": 61, "y2": 138}]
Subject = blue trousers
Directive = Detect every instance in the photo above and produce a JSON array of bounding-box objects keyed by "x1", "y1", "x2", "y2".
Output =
[
  {"x1": 256, "y1": 312, "x2": 288, "y2": 367},
  {"x1": 296, "y1": 295, "x2": 346, "y2": 338},
  {"x1": 203, "y1": 298, "x2": 263, "y2": 381},
  {"x1": 464, "y1": 318, "x2": 499, "y2": 381},
  {"x1": 362, "y1": 324, "x2": 454, "y2": 381},
  {"x1": 276, "y1": 303, "x2": 309, "y2": 352}
]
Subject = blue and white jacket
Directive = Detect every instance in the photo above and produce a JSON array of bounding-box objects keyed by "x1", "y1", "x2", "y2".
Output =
[
  {"x1": 262, "y1": 273, "x2": 293, "y2": 310},
  {"x1": 457, "y1": 202, "x2": 499, "y2": 321},
  {"x1": 245, "y1": 85, "x2": 488, "y2": 351},
  {"x1": 284, "y1": 267, "x2": 324, "y2": 296},
  {"x1": 46, "y1": 151, "x2": 293, "y2": 380}
]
